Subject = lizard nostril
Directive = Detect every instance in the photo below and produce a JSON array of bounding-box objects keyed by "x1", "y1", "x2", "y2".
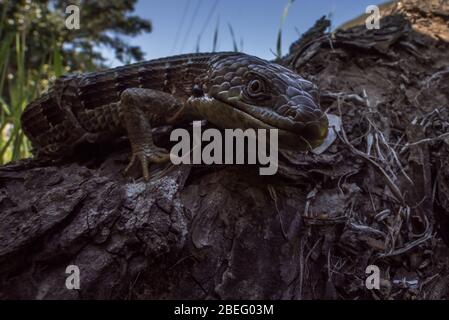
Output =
[{"x1": 192, "y1": 84, "x2": 204, "y2": 97}]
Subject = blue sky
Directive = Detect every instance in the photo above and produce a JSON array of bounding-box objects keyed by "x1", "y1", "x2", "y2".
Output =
[{"x1": 102, "y1": 0, "x2": 386, "y2": 66}]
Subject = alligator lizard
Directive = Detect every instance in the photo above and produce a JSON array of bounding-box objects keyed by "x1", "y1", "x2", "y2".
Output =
[{"x1": 21, "y1": 52, "x2": 329, "y2": 180}]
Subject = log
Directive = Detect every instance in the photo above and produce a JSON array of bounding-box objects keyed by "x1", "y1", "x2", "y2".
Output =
[{"x1": 1, "y1": 0, "x2": 449, "y2": 299}]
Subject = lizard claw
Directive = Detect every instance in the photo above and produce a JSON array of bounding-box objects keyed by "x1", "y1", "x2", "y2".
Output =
[{"x1": 124, "y1": 147, "x2": 171, "y2": 181}]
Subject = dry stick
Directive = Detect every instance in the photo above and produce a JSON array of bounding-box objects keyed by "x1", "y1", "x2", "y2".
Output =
[
  {"x1": 377, "y1": 126, "x2": 413, "y2": 185},
  {"x1": 390, "y1": 206, "x2": 404, "y2": 254},
  {"x1": 419, "y1": 273, "x2": 440, "y2": 296},
  {"x1": 321, "y1": 91, "x2": 365, "y2": 104},
  {"x1": 407, "y1": 196, "x2": 432, "y2": 237},
  {"x1": 300, "y1": 237, "x2": 321, "y2": 299},
  {"x1": 423, "y1": 67, "x2": 449, "y2": 89},
  {"x1": 297, "y1": 237, "x2": 306, "y2": 300},
  {"x1": 327, "y1": 91, "x2": 412, "y2": 185},
  {"x1": 267, "y1": 185, "x2": 289, "y2": 241},
  {"x1": 396, "y1": 108, "x2": 447, "y2": 154},
  {"x1": 381, "y1": 205, "x2": 433, "y2": 258},
  {"x1": 335, "y1": 97, "x2": 404, "y2": 204},
  {"x1": 361, "y1": 90, "x2": 413, "y2": 185},
  {"x1": 374, "y1": 209, "x2": 391, "y2": 222},
  {"x1": 334, "y1": 95, "x2": 415, "y2": 255},
  {"x1": 333, "y1": 92, "x2": 434, "y2": 257},
  {"x1": 401, "y1": 131, "x2": 449, "y2": 150},
  {"x1": 349, "y1": 222, "x2": 387, "y2": 238},
  {"x1": 378, "y1": 231, "x2": 433, "y2": 258}
]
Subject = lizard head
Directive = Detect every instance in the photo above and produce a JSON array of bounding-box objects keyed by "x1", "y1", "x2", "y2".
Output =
[{"x1": 196, "y1": 53, "x2": 328, "y2": 151}]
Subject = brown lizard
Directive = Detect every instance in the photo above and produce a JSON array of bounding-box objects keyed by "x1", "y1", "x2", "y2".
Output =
[{"x1": 21, "y1": 52, "x2": 329, "y2": 180}]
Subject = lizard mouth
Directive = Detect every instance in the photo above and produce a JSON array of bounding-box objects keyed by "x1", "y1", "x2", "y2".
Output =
[
  {"x1": 212, "y1": 96, "x2": 328, "y2": 150},
  {"x1": 207, "y1": 95, "x2": 328, "y2": 150}
]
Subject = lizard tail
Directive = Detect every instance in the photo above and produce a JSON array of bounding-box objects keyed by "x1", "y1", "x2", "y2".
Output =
[{"x1": 20, "y1": 90, "x2": 74, "y2": 157}]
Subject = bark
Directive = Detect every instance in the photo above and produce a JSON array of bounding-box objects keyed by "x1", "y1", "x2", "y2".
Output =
[{"x1": 1, "y1": 0, "x2": 449, "y2": 299}]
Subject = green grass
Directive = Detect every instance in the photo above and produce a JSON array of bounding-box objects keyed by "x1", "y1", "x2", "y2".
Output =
[
  {"x1": 0, "y1": 32, "x2": 30, "y2": 164},
  {"x1": 212, "y1": 16, "x2": 219, "y2": 52},
  {"x1": 227, "y1": 23, "x2": 239, "y2": 52},
  {"x1": 195, "y1": 16, "x2": 247, "y2": 53},
  {"x1": 195, "y1": 0, "x2": 293, "y2": 57},
  {"x1": 276, "y1": 0, "x2": 295, "y2": 58},
  {"x1": 0, "y1": 27, "x2": 62, "y2": 164}
]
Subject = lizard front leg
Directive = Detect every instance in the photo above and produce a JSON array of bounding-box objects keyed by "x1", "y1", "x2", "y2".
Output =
[{"x1": 119, "y1": 88, "x2": 187, "y2": 181}]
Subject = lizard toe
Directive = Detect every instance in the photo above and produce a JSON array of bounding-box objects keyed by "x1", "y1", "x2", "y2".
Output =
[
  {"x1": 148, "y1": 149, "x2": 171, "y2": 163},
  {"x1": 124, "y1": 148, "x2": 171, "y2": 181}
]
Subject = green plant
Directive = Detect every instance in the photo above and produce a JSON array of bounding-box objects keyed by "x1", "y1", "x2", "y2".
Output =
[
  {"x1": 276, "y1": 0, "x2": 295, "y2": 58},
  {"x1": 212, "y1": 16, "x2": 219, "y2": 52},
  {"x1": 195, "y1": 18, "x2": 244, "y2": 53},
  {"x1": 0, "y1": 25, "x2": 63, "y2": 164},
  {"x1": 227, "y1": 23, "x2": 239, "y2": 52},
  {"x1": 0, "y1": 0, "x2": 152, "y2": 164}
]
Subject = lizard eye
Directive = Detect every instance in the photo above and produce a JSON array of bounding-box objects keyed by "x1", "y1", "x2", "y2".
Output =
[
  {"x1": 243, "y1": 74, "x2": 270, "y2": 101},
  {"x1": 247, "y1": 79, "x2": 264, "y2": 95}
]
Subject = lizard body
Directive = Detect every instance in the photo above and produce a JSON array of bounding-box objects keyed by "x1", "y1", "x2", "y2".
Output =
[{"x1": 21, "y1": 52, "x2": 329, "y2": 179}]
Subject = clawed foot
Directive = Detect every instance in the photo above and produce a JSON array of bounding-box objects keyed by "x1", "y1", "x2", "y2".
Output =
[{"x1": 124, "y1": 147, "x2": 171, "y2": 181}]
